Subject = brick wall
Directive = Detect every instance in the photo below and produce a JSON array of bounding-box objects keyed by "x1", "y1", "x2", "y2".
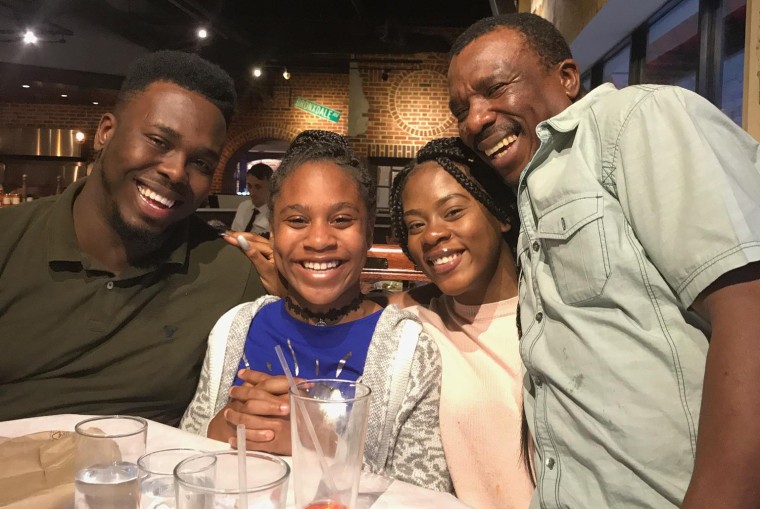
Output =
[{"x1": 0, "y1": 51, "x2": 458, "y2": 193}]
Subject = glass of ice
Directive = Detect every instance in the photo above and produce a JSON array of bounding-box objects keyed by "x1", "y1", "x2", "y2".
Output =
[
  {"x1": 137, "y1": 448, "x2": 213, "y2": 509},
  {"x1": 174, "y1": 450, "x2": 290, "y2": 509},
  {"x1": 74, "y1": 415, "x2": 148, "y2": 509}
]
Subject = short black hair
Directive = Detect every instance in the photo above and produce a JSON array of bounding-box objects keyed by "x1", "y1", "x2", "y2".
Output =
[
  {"x1": 118, "y1": 50, "x2": 237, "y2": 126},
  {"x1": 450, "y1": 13, "x2": 572, "y2": 70},
  {"x1": 270, "y1": 130, "x2": 376, "y2": 225},
  {"x1": 390, "y1": 137, "x2": 519, "y2": 259},
  {"x1": 247, "y1": 163, "x2": 273, "y2": 181}
]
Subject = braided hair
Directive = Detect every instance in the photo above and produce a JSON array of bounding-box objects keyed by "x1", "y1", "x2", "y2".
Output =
[
  {"x1": 389, "y1": 137, "x2": 519, "y2": 260},
  {"x1": 270, "y1": 130, "x2": 376, "y2": 227}
]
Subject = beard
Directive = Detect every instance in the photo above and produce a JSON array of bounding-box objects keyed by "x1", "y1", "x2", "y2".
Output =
[{"x1": 98, "y1": 164, "x2": 165, "y2": 263}]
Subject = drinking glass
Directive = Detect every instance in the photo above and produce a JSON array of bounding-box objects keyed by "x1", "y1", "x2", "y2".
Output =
[
  {"x1": 174, "y1": 450, "x2": 290, "y2": 509},
  {"x1": 290, "y1": 379, "x2": 371, "y2": 509},
  {"x1": 74, "y1": 415, "x2": 148, "y2": 509},
  {"x1": 137, "y1": 448, "x2": 212, "y2": 509}
]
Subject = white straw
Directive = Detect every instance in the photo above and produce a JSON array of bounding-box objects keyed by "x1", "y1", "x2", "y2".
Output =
[
  {"x1": 237, "y1": 423, "x2": 248, "y2": 509},
  {"x1": 274, "y1": 345, "x2": 338, "y2": 494}
]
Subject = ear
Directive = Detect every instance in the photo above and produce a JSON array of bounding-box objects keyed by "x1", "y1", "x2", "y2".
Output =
[
  {"x1": 558, "y1": 58, "x2": 581, "y2": 102},
  {"x1": 94, "y1": 113, "x2": 116, "y2": 151}
]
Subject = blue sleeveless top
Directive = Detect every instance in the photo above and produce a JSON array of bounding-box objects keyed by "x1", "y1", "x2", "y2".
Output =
[{"x1": 232, "y1": 300, "x2": 383, "y2": 385}]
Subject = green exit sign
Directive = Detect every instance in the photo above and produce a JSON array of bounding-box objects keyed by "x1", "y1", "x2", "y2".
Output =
[{"x1": 294, "y1": 97, "x2": 341, "y2": 123}]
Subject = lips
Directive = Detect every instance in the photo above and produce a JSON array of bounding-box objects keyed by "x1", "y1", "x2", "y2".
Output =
[
  {"x1": 425, "y1": 249, "x2": 464, "y2": 275},
  {"x1": 301, "y1": 260, "x2": 341, "y2": 271},
  {"x1": 136, "y1": 183, "x2": 177, "y2": 209},
  {"x1": 483, "y1": 134, "x2": 518, "y2": 159}
]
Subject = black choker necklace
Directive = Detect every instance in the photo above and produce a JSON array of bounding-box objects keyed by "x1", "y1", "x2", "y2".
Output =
[{"x1": 286, "y1": 294, "x2": 364, "y2": 326}]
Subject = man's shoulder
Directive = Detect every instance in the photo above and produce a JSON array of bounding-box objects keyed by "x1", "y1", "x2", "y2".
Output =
[
  {"x1": 0, "y1": 196, "x2": 57, "y2": 240},
  {"x1": 591, "y1": 84, "x2": 704, "y2": 121}
]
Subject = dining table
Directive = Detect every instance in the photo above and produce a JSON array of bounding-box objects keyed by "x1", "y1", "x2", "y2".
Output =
[{"x1": 0, "y1": 414, "x2": 471, "y2": 509}]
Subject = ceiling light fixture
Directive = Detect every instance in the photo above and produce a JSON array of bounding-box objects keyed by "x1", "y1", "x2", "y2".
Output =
[
  {"x1": 21, "y1": 84, "x2": 30, "y2": 89},
  {"x1": 197, "y1": 27, "x2": 208, "y2": 39},
  {"x1": 252, "y1": 67, "x2": 262, "y2": 78},
  {"x1": 75, "y1": 131, "x2": 86, "y2": 143},
  {"x1": 60, "y1": 94, "x2": 68, "y2": 98},
  {"x1": 282, "y1": 68, "x2": 291, "y2": 80},
  {"x1": 23, "y1": 30, "x2": 38, "y2": 44},
  {"x1": 92, "y1": 101, "x2": 99, "y2": 105}
]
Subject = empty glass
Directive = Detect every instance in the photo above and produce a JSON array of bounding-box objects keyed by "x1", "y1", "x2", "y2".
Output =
[
  {"x1": 137, "y1": 448, "x2": 212, "y2": 508},
  {"x1": 174, "y1": 450, "x2": 290, "y2": 509}
]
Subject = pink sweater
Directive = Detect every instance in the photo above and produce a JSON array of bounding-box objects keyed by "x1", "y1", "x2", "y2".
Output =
[{"x1": 410, "y1": 295, "x2": 534, "y2": 509}]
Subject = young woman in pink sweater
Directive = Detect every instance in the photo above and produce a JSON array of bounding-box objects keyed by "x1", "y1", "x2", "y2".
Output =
[{"x1": 389, "y1": 137, "x2": 533, "y2": 509}]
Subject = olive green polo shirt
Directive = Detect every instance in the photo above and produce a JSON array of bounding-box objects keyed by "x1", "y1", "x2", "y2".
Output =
[{"x1": 0, "y1": 178, "x2": 265, "y2": 426}]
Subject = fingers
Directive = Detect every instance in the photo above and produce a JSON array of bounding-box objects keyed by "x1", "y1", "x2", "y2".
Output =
[
  {"x1": 228, "y1": 386, "x2": 290, "y2": 416},
  {"x1": 224, "y1": 409, "x2": 292, "y2": 455},
  {"x1": 237, "y1": 369, "x2": 272, "y2": 386}
]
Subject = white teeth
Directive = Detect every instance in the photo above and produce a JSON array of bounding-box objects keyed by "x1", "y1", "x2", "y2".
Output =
[
  {"x1": 303, "y1": 260, "x2": 340, "y2": 271},
  {"x1": 484, "y1": 134, "x2": 518, "y2": 157},
  {"x1": 137, "y1": 184, "x2": 175, "y2": 208},
  {"x1": 430, "y1": 253, "x2": 461, "y2": 266}
]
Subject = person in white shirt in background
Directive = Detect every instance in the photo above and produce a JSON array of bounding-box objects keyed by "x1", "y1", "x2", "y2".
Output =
[{"x1": 231, "y1": 163, "x2": 272, "y2": 235}]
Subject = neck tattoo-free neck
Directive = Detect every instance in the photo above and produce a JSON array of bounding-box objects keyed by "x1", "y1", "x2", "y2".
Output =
[{"x1": 285, "y1": 294, "x2": 364, "y2": 326}]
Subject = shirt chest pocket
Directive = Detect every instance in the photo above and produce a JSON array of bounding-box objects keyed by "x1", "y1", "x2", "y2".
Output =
[{"x1": 536, "y1": 193, "x2": 610, "y2": 304}]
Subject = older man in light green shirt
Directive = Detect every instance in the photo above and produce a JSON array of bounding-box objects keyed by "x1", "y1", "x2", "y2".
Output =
[{"x1": 448, "y1": 13, "x2": 760, "y2": 509}]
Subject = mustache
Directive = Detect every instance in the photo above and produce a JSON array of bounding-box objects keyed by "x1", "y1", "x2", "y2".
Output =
[{"x1": 475, "y1": 119, "x2": 523, "y2": 147}]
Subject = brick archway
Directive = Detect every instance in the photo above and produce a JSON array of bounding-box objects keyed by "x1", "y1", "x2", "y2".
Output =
[{"x1": 212, "y1": 125, "x2": 301, "y2": 193}]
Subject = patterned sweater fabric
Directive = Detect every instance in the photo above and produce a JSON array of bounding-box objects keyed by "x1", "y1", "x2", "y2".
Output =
[{"x1": 181, "y1": 295, "x2": 453, "y2": 492}]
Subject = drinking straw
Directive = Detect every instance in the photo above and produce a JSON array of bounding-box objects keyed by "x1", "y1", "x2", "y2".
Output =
[
  {"x1": 237, "y1": 423, "x2": 248, "y2": 509},
  {"x1": 274, "y1": 345, "x2": 338, "y2": 494}
]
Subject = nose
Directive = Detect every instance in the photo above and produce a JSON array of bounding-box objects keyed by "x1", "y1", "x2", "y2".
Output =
[
  {"x1": 303, "y1": 218, "x2": 336, "y2": 251},
  {"x1": 157, "y1": 151, "x2": 189, "y2": 184},
  {"x1": 421, "y1": 217, "x2": 451, "y2": 248},
  {"x1": 463, "y1": 98, "x2": 496, "y2": 141}
]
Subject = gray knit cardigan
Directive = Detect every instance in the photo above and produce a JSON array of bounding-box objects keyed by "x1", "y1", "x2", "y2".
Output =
[{"x1": 180, "y1": 296, "x2": 452, "y2": 492}]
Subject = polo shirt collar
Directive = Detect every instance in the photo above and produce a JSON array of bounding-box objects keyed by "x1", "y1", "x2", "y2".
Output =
[{"x1": 46, "y1": 177, "x2": 191, "y2": 275}]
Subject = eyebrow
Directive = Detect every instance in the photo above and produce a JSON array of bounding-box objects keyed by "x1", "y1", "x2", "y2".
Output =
[
  {"x1": 403, "y1": 192, "x2": 468, "y2": 217},
  {"x1": 281, "y1": 202, "x2": 362, "y2": 214},
  {"x1": 449, "y1": 76, "x2": 493, "y2": 112}
]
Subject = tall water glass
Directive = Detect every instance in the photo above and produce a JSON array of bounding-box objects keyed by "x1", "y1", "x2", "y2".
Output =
[
  {"x1": 74, "y1": 415, "x2": 148, "y2": 509},
  {"x1": 174, "y1": 450, "x2": 290, "y2": 509},
  {"x1": 290, "y1": 379, "x2": 371, "y2": 509},
  {"x1": 138, "y1": 448, "x2": 212, "y2": 509}
]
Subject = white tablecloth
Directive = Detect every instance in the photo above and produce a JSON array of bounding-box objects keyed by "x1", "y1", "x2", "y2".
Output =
[{"x1": 0, "y1": 414, "x2": 470, "y2": 509}]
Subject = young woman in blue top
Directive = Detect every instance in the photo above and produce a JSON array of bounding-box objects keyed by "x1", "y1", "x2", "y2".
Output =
[{"x1": 182, "y1": 130, "x2": 452, "y2": 491}]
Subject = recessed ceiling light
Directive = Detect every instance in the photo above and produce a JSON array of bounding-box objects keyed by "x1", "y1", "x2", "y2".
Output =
[
  {"x1": 252, "y1": 67, "x2": 262, "y2": 78},
  {"x1": 21, "y1": 84, "x2": 30, "y2": 88},
  {"x1": 197, "y1": 28, "x2": 208, "y2": 39},
  {"x1": 282, "y1": 68, "x2": 291, "y2": 80},
  {"x1": 92, "y1": 101, "x2": 99, "y2": 105},
  {"x1": 60, "y1": 94, "x2": 68, "y2": 98},
  {"x1": 75, "y1": 131, "x2": 85, "y2": 142},
  {"x1": 23, "y1": 30, "x2": 38, "y2": 44}
]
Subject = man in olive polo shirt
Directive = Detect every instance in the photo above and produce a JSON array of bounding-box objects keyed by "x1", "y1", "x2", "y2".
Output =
[{"x1": 0, "y1": 51, "x2": 265, "y2": 427}]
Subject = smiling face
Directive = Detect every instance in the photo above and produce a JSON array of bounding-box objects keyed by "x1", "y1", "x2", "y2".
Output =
[
  {"x1": 448, "y1": 27, "x2": 579, "y2": 186},
  {"x1": 271, "y1": 161, "x2": 371, "y2": 312},
  {"x1": 401, "y1": 161, "x2": 512, "y2": 304},
  {"x1": 92, "y1": 81, "x2": 226, "y2": 240}
]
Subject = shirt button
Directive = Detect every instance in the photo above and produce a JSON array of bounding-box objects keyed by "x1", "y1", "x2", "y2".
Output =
[
  {"x1": 545, "y1": 457, "x2": 555, "y2": 469},
  {"x1": 532, "y1": 241, "x2": 540, "y2": 252},
  {"x1": 106, "y1": 281, "x2": 114, "y2": 290},
  {"x1": 535, "y1": 312, "x2": 543, "y2": 322}
]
